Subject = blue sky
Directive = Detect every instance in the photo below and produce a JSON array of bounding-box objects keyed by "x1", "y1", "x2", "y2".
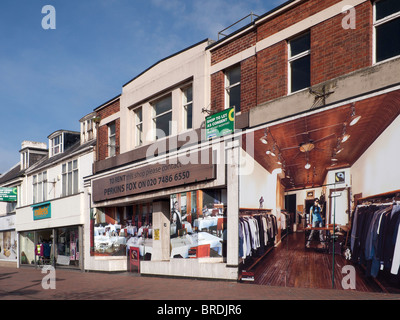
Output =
[{"x1": 0, "y1": 0, "x2": 285, "y2": 174}]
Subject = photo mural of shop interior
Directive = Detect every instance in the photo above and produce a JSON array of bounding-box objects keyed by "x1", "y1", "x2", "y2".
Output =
[
  {"x1": 92, "y1": 203, "x2": 154, "y2": 260},
  {"x1": 19, "y1": 226, "x2": 82, "y2": 269},
  {"x1": 239, "y1": 89, "x2": 400, "y2": 293},
  {"x1": 91, "y1": 188, "x2": 227, "y2": 262},
  {"x1": 170, "y1": 189, "x2": 227, "y2": 260}
]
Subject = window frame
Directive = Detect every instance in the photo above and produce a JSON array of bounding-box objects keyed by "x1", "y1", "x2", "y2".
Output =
[
  {"x1": 51, "y1": 134, "x2": 63, "y2": 156},
  {"x1": 373, "y1": 0, "x2": 400, "y2": 64},
  {"x1": 152, "y1": 95, "x2": 172, "y2": 140},
  {"x1": 32, "y1": 171, "x2": 47, "y2": 204},
  {"x1": 134, "y1": 107, "x2": 143, "y2": 147},
  {"x1": 62, "y1": 160, "x2": 79, "y2": 197},
  {"x1": 225, "y1": 65, "x2": 241, "y2": 113},
  {"x1": 288, "y1": 32, "x2": 311, "y2": 94},
  {"x1": 108, "y1": 121, "x2": 116, "y2": 157},
  {"x1": 182, "y1": 85, "x2": 193, "y2": 130}
]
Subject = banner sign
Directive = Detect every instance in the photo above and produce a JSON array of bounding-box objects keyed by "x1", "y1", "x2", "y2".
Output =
[
  {"x1": 205, "y1": 108, "x2": 235, "y2": 140},
  {"x1": 32, "y1": 202, "x2": 51, "y2": 221},
  {"x1": 0, "y1": 188, "x2": 17, "y2": 202},
  {"x1": 92, "y1": 149, "x2": 215, "y2": 202}
]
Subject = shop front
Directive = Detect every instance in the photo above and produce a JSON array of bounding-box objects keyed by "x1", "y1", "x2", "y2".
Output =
[
  {"x1": 89, "y1": 145, "x2": 238, "y2": 279},
  {"x1": 17, "y1": 195, "x2": 84, "y2": 270},
  {"x1": 238, "y1": 88, "x2": 400, "y2": 293},
  {"x1": 19, "y1": 225, "x2": 82, "y2": 269},
  {"x1": 0, "y1": 214, "x2": 17, "y2": 267}
]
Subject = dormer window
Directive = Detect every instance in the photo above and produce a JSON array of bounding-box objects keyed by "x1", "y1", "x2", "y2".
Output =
[{"x1": 51, "y1": 135, "x2": 63, "y2": 156}]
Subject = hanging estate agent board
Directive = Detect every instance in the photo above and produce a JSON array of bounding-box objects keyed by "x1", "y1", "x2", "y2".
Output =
[
  {"x1": 205, "y1": 108, "x2": 235, "y2": 140},
  {"x1": 92, "y1": 149, "x2": 215, "y2": 202},
  {"x1": 0, "y1": 187, "x2": 17, "y2": 202}
]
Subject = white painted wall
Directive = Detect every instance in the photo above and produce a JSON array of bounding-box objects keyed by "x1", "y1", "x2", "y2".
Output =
[
  {"x1": 239, "y1": 148, "x2": 278, "y2": 210},
  {"x1": 120, "y1": 40, "x2": 211, "y2": 153},
  {"x1": 351, "y1": 115, "x2": 400, "y2": 198}
]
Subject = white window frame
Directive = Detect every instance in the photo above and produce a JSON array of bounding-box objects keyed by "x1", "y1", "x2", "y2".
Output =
[
  {"x1": 86, "y1": 119, "x2": 93, "y2": 140},
  {"x1": 152, "y1": 95, "x2": 172, "y2": 140},
  {"x1": 62, "y1": 160, "x2": 78, "y2": 197},
  {"x1": 51, "y1": 134, "x2": 63, "y2": 156},
  {"x1": 225, "y1": 66, "x2": 241, "y2": 112},
  {"x1": 108, "y1": 122, "x2": 116, "y2": 157},
  {"x1": 288, "y1": 32, "x2": 311, "y2": 94},
  {"x1": 373, "y1": 0, "x2": 400, "y2": 64},
  {"x1": 182, "y1": 86, "x2": 193, "y2": 130},
  {"x1": 134, "y1": 107, "x2": 143, "y2": 147},
  {"x1": 33, "y1": 171, "x2": 47, "y2": 204}
]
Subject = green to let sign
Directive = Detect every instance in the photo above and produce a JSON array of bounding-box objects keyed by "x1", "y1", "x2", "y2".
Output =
[
  {"x1": 205, "y1": 108, "x2": 235, "y2": 140},
  {"x1": 0, "y1": 187, "x2": 17, "y2": 202}
]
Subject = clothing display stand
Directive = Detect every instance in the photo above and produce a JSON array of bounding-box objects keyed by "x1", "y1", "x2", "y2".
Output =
[
  {"x1": 238, "y1": 208, "x2": 278, "y2": 280},
  {"x1": 351, "y1": 189, "x2": 400, "y2": 294}
]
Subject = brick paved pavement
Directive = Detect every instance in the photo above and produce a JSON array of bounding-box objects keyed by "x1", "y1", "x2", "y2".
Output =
[{"x1": 1, "y1": 266, "x2": 400, "y2": 301}]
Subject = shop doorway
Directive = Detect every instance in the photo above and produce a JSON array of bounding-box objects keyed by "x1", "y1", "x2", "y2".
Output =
[
  {"x1": 35, "y1": 229, "x2": 53, "y2": 267},
  {"x1": 328, "y1": 188, "x2": 350, "y2": 226}
]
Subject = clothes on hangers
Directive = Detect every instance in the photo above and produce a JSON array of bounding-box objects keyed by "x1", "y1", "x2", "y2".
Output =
[
  {"x1": 350, "y1": 203, "x2": 400, "y2": 278},
  {"x1": 239, "y1": 213, "x2": 277, "y2": 260}
]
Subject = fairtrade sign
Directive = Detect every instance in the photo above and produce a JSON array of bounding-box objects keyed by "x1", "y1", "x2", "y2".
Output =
[
  {"x1": 205, "y1": 108, "x2": 235, "y2": 140},
  {"x1": 32, "y1": 202, "x2": 51, "y2": 221},
  {"x1": 0, "y1": 187, "x2": 17, "y2": 202},
  {"x1": 92, "y1": 150, "x2": 215, "y2": 202}
]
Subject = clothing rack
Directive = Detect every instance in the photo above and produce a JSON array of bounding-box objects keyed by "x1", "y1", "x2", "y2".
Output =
[
  {"x1": 239, "y1": 208, "x2": 277, "y2": 275},
  {"x1": 351, "y1": 190, "x2": 400, "y2": 294}
]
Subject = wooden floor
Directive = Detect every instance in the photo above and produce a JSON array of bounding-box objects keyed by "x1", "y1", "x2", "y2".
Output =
[{"x1": 250, "y1": 232, "x2": 383, "y2": 292}]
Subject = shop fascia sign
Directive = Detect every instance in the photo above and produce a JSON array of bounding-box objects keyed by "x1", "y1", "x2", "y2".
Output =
[
  {"x1": 205, "y1": 107, "x2": 235, "y2": 140},
  {"x1": 92, "y1": 149, "x2": 215, "y2": 202},
  {"x1": 32, "y1": 202, "x2": 51, "y2": 221},
  {"x1": 0, "y1": 187, "x2": 17, "y2": 202}
]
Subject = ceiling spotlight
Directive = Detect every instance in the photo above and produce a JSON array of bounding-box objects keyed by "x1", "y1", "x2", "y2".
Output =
[
  {"x1": 349, "y1": 104, "x2": 361, "y2": 127},
  {"x1": 336, "y1": 148, "x2": 344, "y2": 154},
  {"x1": 331, "y1": 158, "x2": 338, "y2": 162},
  {"x1": 341, "y1": 134, "x2": 350, "y2": 143},
  {"x1": 305, "y1": 163, "x2": 311, "y2": 170},
  {"x1": 260, "y1": 136, "x2": 268, "y2": 144}
]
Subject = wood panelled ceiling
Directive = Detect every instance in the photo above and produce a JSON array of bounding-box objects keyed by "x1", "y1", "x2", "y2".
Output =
[{"x1": 243, "y1": 90, "x2": 400, "y2": 191}]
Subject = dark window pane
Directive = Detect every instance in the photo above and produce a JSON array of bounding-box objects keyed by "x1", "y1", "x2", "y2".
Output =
[
  {"x1": 291, "y1": 55, "x2": 311, "y2": 92},
  {"x1": 290, "y1": 32, "x2": 310, "y2": 57},
  {"x1": 227, "y1": 67, "x2": 241, "y2": 84},
  {"x1": 376, "y1": 0, "x2": 400, "y2": 21},
  {"x1": 376, "y1": 17, "x2": 400, "y2": 62},
  {"x1": 136, "y1": 108, "x2": 142, "y2": 122},
  {"x1": 186, "y1": 104, "x2": 193, "y2": 129},
  {"x1": 229, "y1": 85, "x2": 241, "y2": 113},
  {"x1": 185, "y1": 87, "x2": 193, "y2": 102},
  {"x1": 109, "y1": 122, "x2": 115, "y2": 135},
  {"x1": 154, "y1": 96, "x2": 172, "y2": 115},
  {"x1": 155, "y1": 112, "x2": 172, "y2": 139}
]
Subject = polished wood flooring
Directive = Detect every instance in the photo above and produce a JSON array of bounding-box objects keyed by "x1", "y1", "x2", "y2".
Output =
[{"x1": 250, "y1": 232, "x2": 383, "y2": 292}]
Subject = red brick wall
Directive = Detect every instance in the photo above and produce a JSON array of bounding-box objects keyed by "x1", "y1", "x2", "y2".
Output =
[
  {"x1": 311, "y1": 1, "x2": 372, "y2": 85},
  {"x1": 210, "y1": 0, "x2": 374, "y2": 114},
  {"x1": 241, "y1": 56, "x2": 258, "y2": 112},
  {"x1": 257, "y1": 0, "x2": 341, "y2": 41},
  {"x1": 96, "y1": 99, "x2": 120, "y2": 161},
  {"x1": 257, "y1": 41, "x2": 288, "y2": 105},
  {"x1": 210, "y1": 71, "x2": 225, "y2": 113},
  {"x1": 211, "y1": 30, "x2": 257, "y2": 65}
]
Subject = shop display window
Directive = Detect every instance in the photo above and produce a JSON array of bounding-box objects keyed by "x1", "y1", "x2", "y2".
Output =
[
  {"x1": 93, "y1": 204, "x2": 153, "y2": 258},
  {"x1": 56, "y1": 227, "x2": 79, "y2": 267},
  {"x1": 170, "y1": 189, "x2": 227, "y2": 259},
  {"x1": 0, "y1": 231, "x2": 17, "y2": 261},
  {"x1": 19, "y1": 231, "x2": 35, "y2": 265}
]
